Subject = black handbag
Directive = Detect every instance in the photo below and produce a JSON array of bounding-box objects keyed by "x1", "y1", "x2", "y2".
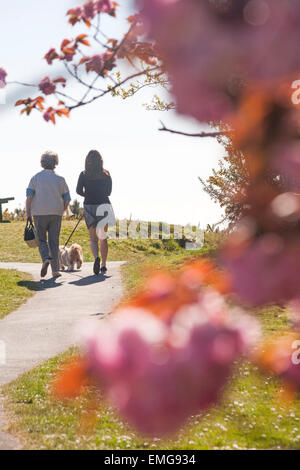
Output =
[{"x1": 24, "y1": 219, "x2": 38, "y2": 248}]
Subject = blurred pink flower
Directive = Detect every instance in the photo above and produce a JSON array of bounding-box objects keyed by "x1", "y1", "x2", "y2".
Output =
[
  {"x1": 86, "y1": 54, "x2": 104, "y2": 74},
  {"x1": 95, "y1": 0, "x2": 113, "y2": 14},
  {"x1": 83, "y1": 1, "x2": 96, "y2": 20},
  {"x1": 289, "y1": 299, "x2": 300, "y2": 329},
  {"x1": 256, "y1": 333, "x2": 300, "y2": 392},
  {"x1": 39, "y1": 76, "x2": 56, "y2": 95},
  {"x1": 85, "y1": 53, "x2": 116, "y2": 74},
  {"x1": 44, "y1": 48, "x2": 60, "y2": 65},
  {"x1": 0, "y1": 67, "x2": 7, "y2": 88},
  {"x1": 43, "y1": 111, "x2": 51, "y2": 122},
  {"x1": 282, "y1": 354, "x2": 300, "y2": 390},
  {"x1": 223, "y1": 234, "x2": 300, "y2": 305},
  {"x1": 82, "y1": 296, "x2": 259, "y2": 436},
  {"x1": 140, "y1": 0, "x2": 300, "y2": 121},
  {"x1": 272, "y1": 143, "x2": 300, "y2": 190},
  {"x1": 74, "y1": 7, "x2": 83, "y2": 18},
  {"x1": 102, "y1": 52, "x2": 116, "y2": 71}
]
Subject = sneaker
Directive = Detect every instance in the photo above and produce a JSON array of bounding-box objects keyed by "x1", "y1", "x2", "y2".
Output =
[
  {"x1": 93, "y1": 257, "x2": 101, "y2": 276},
  {"x1": 52, "y1": 272, "x2": 62, "y2": 279},
  {"x1": 41, "y1": 259, "x2": 50, "y2": 278},
  {"x1": 100, "y1": 266, "x2": 107, "y2": 274}
]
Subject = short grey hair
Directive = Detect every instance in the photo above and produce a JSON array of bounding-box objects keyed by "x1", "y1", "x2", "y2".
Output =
[{"x1": 41, "y1": 151, "x2": 59, "y2": 170}]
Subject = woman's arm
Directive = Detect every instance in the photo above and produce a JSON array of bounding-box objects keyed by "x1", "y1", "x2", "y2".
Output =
[
  {"x1": 76, "y1": 173, "x2": 85, "y2": 197},
  {"x1": 26, "y1": 195, "x2": 33, "y2": 219},
  {"x1": 26, "y1": 177, "x2": 35, "y2": 220},
  {"x1": 106, "y1": 174, "x2": 112, "y2": 197}
]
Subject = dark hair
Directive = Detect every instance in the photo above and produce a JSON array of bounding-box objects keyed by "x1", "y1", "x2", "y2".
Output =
[
  {"x1": 41, "y1": 151, "x2": 58, "y2": 170},
  {"x1": 85, "y1": 150, "x2": 109, "y2": 179}
]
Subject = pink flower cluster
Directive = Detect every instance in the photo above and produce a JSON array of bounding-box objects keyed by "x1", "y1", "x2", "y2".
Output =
[
  {"x1": 219, "y1": 86, "x2": 300, "y2": 307},
  {"x1": 84, "y1": 52, "x2": 116, "y2": 75},
  {"x1": 278, "y1": 351, "x2": 300, "y2": 391},
  {"x1": 82, "y1": 293, "x2": 259, "y2": 436},
  {"x1": 273, "y1": 142, "x2": 300, "y2": 191},
  {"x1": 86, "y1": 54, "x2": 105, "y2": 74},
  {"x1": 39, "y1": 76, "x2": 56, "y2": 95},
  {"x1": 140, "y1": 0, "x2": 300, "y2": 121},
  {"x1": 257, "y1": 333, "x2": 300, "y2": 392},
  {"x1": 38, "y1": 76, "x2": 66, "y2": 96},
  {"x1": 70, "y1": 0, "x2": 115, "y2": 22},
  {"x1": 43, "y1": 110, "x2": 52, "y2": 122},
  {"x1": 0, "y1": 67, "x2": 7, "y2": 88},
  {"x1": 85, "y1": 0, "x2": 114, "y2": 18},
  {"x1": 223, "y1": 233, "x2": 300, "y2": 306}
]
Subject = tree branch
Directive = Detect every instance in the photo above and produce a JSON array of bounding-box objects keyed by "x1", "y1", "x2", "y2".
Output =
[
  {"x1": 159, "y1": 121, "x2": 230, "y2": 138},
  {"x1": 68, "y1": 66, "x2": 159, "y2": 111}
]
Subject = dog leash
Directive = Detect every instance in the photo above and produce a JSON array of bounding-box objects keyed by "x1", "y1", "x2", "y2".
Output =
[{"x1": 63, "y1": 216, "x2": 84, "y2": 248}]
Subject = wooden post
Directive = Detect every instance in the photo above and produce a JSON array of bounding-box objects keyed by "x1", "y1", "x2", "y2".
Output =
[{"x1": 0, "y1": 198, "x2": 14, "y2": 223}]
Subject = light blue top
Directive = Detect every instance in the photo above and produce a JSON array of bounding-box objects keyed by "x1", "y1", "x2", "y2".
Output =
[{"x1": 26, "y1": 170, "x2": 71, "y2": 216}]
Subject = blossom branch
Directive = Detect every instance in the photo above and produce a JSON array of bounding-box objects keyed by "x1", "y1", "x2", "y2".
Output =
[
  {"x1": 68, "y1": 66, "x2": 160, "y2": 111},
  {"x1": 158, "y1": 121, "x2": 229, "y2": 138}
]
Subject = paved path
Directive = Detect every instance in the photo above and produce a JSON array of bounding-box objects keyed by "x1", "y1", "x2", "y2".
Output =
[{"x1": 0, "y1": 261, "x2": 124, "y2": 449}]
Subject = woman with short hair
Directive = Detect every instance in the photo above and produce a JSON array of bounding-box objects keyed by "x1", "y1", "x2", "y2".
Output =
[
  {"x1": 76, "y1": 150, "x2": 115, "y2": 275},
  {"x1": 26, "y1": 151, "x2": 71, "y2": 279}
]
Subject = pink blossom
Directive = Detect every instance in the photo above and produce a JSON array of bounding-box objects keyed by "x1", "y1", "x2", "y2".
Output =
[
  {"x1": 272, "y1": 143, "x2": 300, "y2": 191},
  {"x1": 223, "y1": 234, "x2": 300, "y2": 306},
  {"x1": 38, "y1": 76, "x2": 56, "y2": 95},
  {"x1": 0, "y1": 67, "x2": 7, "y2": 88},
  {"x1": 82, "y1": 297, "x2": 259, "y2": 436},
  {"x1": 288, "y1": 299, "x2": 300, "y2": 330},
  {"x1": 140, "y1": 0, "x2": 300, "y2": 121},
  {"x1": 44, "y1": 48, "x2": 59, "y2": 65},
  {"x1": 74, "y1": 7, "x2": 83, "y2": 18},
  {"x1": 83, "y1": 1, "x2": 96, "y2": 20},
  {"x1": 95, "y1": 0, "x2": 112, "y2": 14},
  {"x1": 86, "y1": 54, "x2": 105, "y2": 74},
  {"x1": 43, "y1": 111, "x2": 51, "y2": 122},
  {"x1": 102, "y1": 52, "x2": 116, "y2": 71},
  {"x1": 280, "y1": 353, "x2": 300, "y2": 390},
  {"x1": 64, "y1": 52, "x2": 75, "y2": 62},
  {"x1": 257, "y1": 333, "x2": 300, "y2": 392}
]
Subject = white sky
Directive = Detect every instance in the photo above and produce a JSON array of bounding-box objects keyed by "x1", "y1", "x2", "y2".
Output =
[{"x1": 0, "y1": 0, "x2": 225, "y2": 227}]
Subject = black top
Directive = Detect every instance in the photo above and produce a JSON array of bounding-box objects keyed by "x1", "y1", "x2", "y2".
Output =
[{"x1": 76, "y1": 171, "x2": 112, "y2": 205}]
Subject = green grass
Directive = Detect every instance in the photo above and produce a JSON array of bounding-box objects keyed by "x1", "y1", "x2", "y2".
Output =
[
  {"x1": 0, "y1": 269, "x2": 36, "y2": 320},
  {"x1": 2, "y1": 268, "x2": 299, "y2": 449},
  {"x1": 2, "y1": 221, "x2": 299, "y2": 450},
  {"x1": 3, "y1": 335, "x2": 300, "y2": 450},
  {"x1": 0, "y1": 221, "x2": 127, "y2": 263},
  {"x1": 0, "y1": 220, "x2": 213, "y2": 264},
  {"x1": 0, "y1": 220, "x2": 212, "y2": 296}
]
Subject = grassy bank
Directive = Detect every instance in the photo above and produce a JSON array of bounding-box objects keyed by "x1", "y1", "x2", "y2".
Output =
[
  {"x1": 0, "y1": 269, "x2": 36, "y2": 320},
  {"x1": 0, "y1": 220, "x2": 222, "y2": 263},
  {"x1": 2, "y1": 221, "x2": 299, "y2": 450},
  {"x1": 3, "y1": 303, "x2": 299, "y2": 450},
  {"x1": 0, "y1": 220, "x2": 218, "y2": 293}
]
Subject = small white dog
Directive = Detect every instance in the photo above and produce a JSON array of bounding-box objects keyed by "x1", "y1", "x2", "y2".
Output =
[{"x1": 59, "y1": 243, "x2": 83, "y2": 271}]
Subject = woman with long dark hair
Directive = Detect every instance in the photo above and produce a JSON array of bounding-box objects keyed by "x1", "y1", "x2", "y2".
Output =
[{"x1": 76, "y1": 150, "x2": 115, "y2": 275}]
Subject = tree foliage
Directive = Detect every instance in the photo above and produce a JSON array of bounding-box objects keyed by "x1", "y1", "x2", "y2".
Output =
[{"x1": 199, "y1": 131, "x2": 251, "y2": 227}]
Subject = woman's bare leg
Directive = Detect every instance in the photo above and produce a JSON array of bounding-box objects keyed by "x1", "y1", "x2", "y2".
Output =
[
  {"x1": 99, "y1": 225, "x2": 108, "y2": 268},
  {"x1": 88, "y1": 226, "x2": 99, "y2": 259}
]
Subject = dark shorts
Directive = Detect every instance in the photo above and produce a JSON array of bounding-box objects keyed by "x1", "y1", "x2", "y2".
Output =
[{"x1": 84, "y1": 204, "x2": 116, "y2": 229}]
